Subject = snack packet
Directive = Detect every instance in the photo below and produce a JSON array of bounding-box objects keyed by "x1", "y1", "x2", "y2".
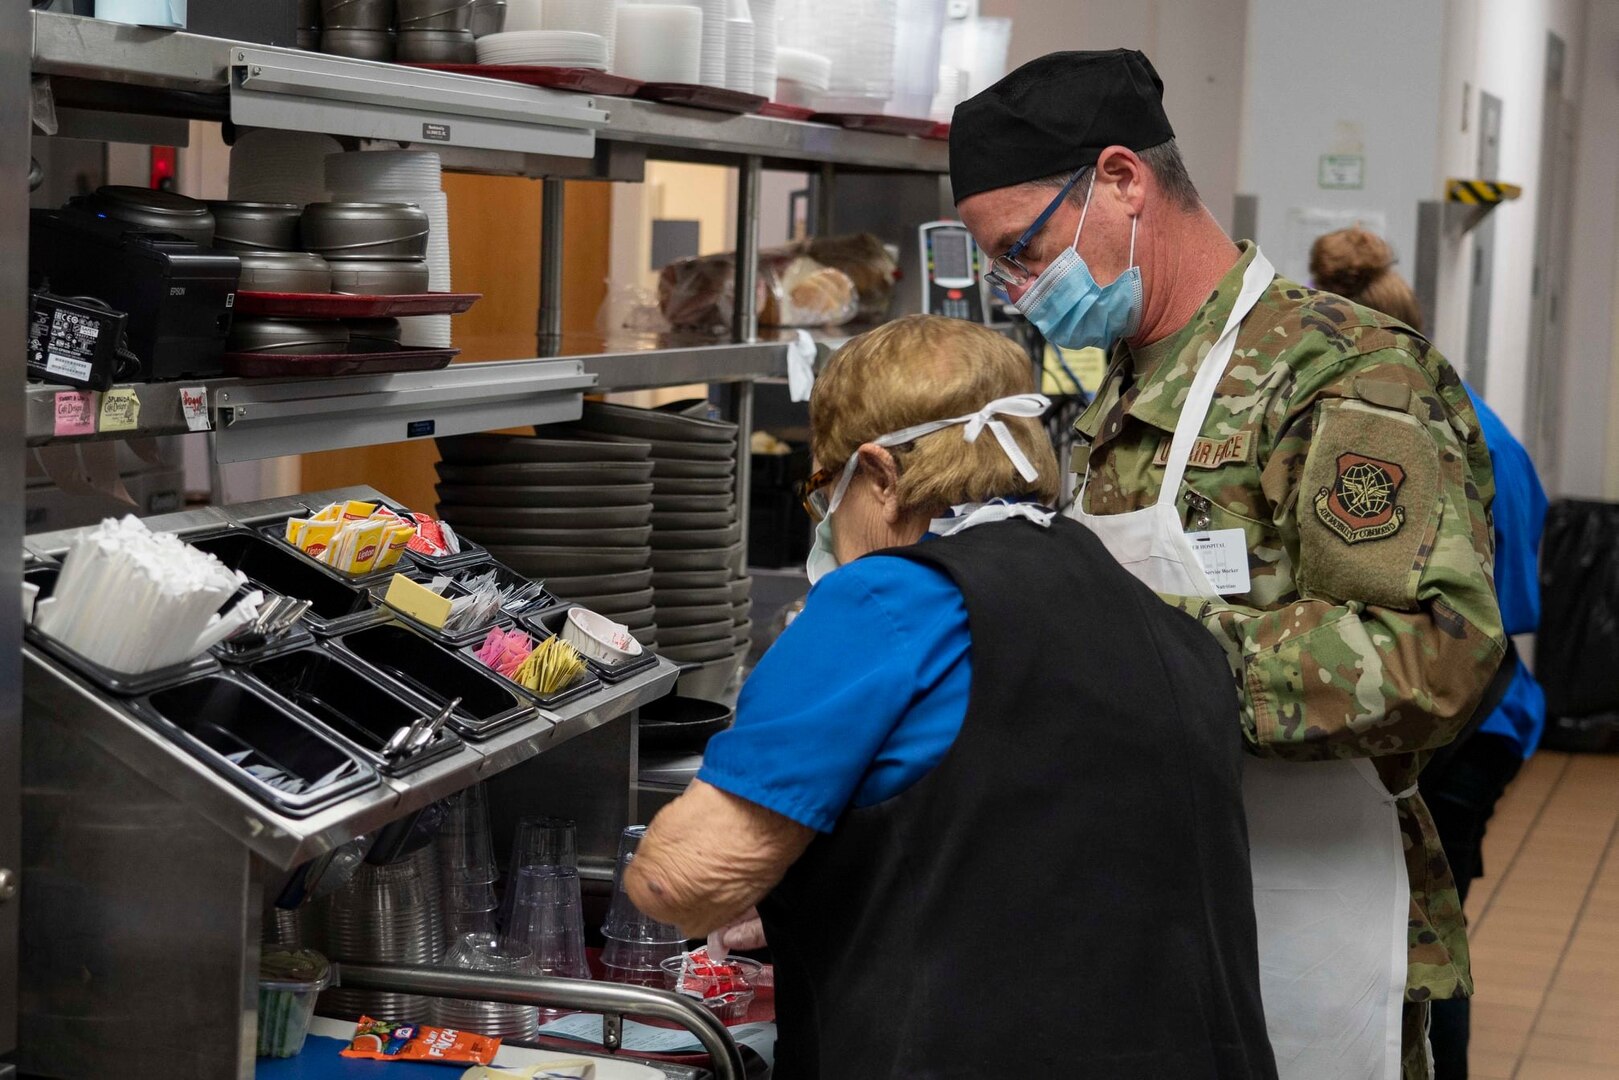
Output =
[{"x1": 341, "y1": 1016, "x2": 501, "y2": 1064}]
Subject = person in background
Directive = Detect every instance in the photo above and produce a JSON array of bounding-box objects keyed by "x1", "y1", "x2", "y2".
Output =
[
  {"x1": 1310, "y1": 227, "x2": 1550, "y2": 1080},
  {"x1": 627, "y1": 315, "x2": 1278, "y2": 1080},
  {"x1": 950, "y1": 50, "x2": 1504, "y2": 1080}
]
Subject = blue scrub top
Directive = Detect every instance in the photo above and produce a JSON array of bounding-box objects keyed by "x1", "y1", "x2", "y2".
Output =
[
  {"x1": 697, "y1": 553, "x2": 973, "y2": 831},
  {"x1": 1467, "y1": 385, "x2": 1549, "y2": 757}
]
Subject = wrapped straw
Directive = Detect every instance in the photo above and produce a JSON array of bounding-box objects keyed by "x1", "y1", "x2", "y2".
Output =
[{"x1": 34, "y1": 516, "x2": 258, "y2": 674}]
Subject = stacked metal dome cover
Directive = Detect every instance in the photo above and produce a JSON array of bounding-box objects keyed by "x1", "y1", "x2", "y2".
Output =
[{"x1": 435, "y1": 429, "x2": 658, "y2": 647}]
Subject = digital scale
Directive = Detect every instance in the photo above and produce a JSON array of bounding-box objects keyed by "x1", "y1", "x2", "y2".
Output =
[{"x1": 919, "y1": 220, "x2": 986, "y2": 323}]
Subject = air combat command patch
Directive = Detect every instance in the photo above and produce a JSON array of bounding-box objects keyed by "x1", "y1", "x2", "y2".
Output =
[{"x1": 1315, "y1": 452, "x2": 1407, "y2": 543}]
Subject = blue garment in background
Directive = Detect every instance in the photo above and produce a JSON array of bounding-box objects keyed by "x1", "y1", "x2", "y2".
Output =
[
  {"x1": 1467, "y1": 385, "x2": 1550, "y2": 757},
  {"x1": 697, "y1": 554, "x2": 973, "y2": 832}
]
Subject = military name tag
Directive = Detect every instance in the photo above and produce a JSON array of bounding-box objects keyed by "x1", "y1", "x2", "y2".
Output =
[
  {"x1": 1153, "y1": 431, "x2": 1253, "y2": 470},
  {"x1": 1186, "y1": 529, "x2": 1251, "y2": 595}
]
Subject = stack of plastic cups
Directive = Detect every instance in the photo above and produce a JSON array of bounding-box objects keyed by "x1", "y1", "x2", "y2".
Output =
[
  {"x1": 541, "y1": 0, "x2": 622, "y2": 69},
  {"x1": 600, "y1": 825, "x2": 686, "y2": 986},
  {"x1": 803, "y1": 0, "x2": 895, "y2": 113},
  {"x1": 614, "y1": 4, "x2": 703, "y2": 82},
  {"x1": 884, "y1": 0, "x2": 944, "y2": 118},
  {"x1": 672, "y1": 0, "x2": 730, "y2": 89},
  {"x1": 500, "y1": 817, "x2": 579, "y2": 930},
  {"x1": 748, "y1": 0, "x2": 777, "y2": 99},
  {"x1": 319, "y1": 860, "x2": 438, "y2": 1022},
  {"x1": 437, "y1": 784, "x2": 502, "y2": 944},
  {"x1": 939, "y1": 15, "x2": 1011, "y2": 104},
  {"x1": 723, "y1": 0, "x2": 755, "y2": 95},
  {"x1": 431, "y1": 932, "x2": 542, "y2": 1038}
]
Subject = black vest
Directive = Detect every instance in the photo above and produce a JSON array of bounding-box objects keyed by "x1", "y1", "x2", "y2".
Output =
[{"x1": 759, "y1": 517, "x2": 1277, "y2": 1080}]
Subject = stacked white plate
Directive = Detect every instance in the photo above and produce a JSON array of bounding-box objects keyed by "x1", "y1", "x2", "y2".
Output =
[
  {"x1": 541, "y1": 0, "x2": 620, "y2": 69},
  {"x1": 614, "y1": 4, "x2": 702, "y2": 82},
  {"x1": 326, "y1": 149, "x2": 452, "y2": 346},
  {"x1": 228, "y1": 130, "x2": 344, "y2": 205},
  {"x1": 774, "y1": 45, "x2": 830, "y2": 107},
  {"x1": 749, "y1": 0, "x2": 777, "y2": 99},
  {"x1": 654, "y1": 0, "x2": 729, "y2": 88},
  {"x1": 474, "y1": 29, "x2": 610, "y2": 68}
]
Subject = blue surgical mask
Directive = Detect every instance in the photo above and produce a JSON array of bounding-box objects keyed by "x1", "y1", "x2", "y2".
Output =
[{"x1": 1016, "y1": 174, "x2": 1142, "y2": 351}]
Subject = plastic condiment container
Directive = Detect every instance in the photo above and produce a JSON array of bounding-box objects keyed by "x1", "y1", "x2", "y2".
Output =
[
  {"x1": 257, "y1": 947, "x2": 332, "y2": 1058},
  {"x1": 563, "y1": 606, "x2": 643, "y2": 667}
]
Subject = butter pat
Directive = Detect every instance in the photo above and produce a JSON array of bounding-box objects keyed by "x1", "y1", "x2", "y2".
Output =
[{"x1": 384, "y1": 574, "x2": 453, "y2": 629}]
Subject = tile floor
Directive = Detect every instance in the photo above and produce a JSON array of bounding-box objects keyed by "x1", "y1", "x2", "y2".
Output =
[{"x1": 1459, "y1": 750, "x2": 1619, "y2": 1078}]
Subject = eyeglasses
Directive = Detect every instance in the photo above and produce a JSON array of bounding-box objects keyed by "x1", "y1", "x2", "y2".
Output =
[
  {"x1": 982, "y1": 168, "x2": 1086, "y2": 297},
  {"x1": 797, "y1": 463, "x2": 842, "y2": 523}
]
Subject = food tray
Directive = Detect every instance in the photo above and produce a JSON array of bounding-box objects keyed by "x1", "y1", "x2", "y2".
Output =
[
  {"x1": 634, "y1": 82, "x2": 767, "y2": 114},
  {"x1": 25, "y1": 625, "x2": 221, "y2": 696},
  {"x1": 524, "y1": 603, "x2": 659, "y2": 683},
  {"x1": 222, "y1": 347, "x2": 458, "y2": 379},
  {"x1": 442, "y1": 556, "x2": 559, "y2": 618},
  {"x1": 402, "y1": 534, "x2": 490, "y2": 574},
  {"x1": 128, "y1": 671, "x2": 380, "y2": 817},
  {"x1": 244, "y1": 644, "x2": 463, "y2": 776},
  {"x1": 459, "y1": 634, "x2": 604, "y2": 710},
  {"x1": 331, "y1": 621, "x2": 539, "y2": 741},
  {"x1": 410, "y1": 63, "x2": 645, "y2": 97},
  {"x1": 375, "y1": 567, "x2": 514, "y2": 648},
  {"x1": 256, "y1": 521, "x2": 404, "y2": 590},
  {"x1": 928, "y1": 121, "x2": 951, "y2": 140},
  {"x1": 233, "y1": 291, "x2": 483, "y2": 318},
  {"x1": 758, "y1": 101, "x2": 818, "y2": 121},
  {"x1": 210, "y1": 622, "x2": 315, "y2": 666},
  {"x1": 187, "y1": 528, "x2": 388, "y2": 637},
  {"x1": 810, "y1": 111, "x2": 940, "y2": 137}
]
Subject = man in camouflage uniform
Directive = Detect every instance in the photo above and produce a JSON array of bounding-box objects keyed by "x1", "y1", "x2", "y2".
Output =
[{"x1": 951, "y1": 51, "x2": 1504, "y2": 1079}]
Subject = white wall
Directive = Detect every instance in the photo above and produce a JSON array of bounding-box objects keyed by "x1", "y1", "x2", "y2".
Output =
[
  {"x1": 1559, "y1": 0, "x2": 1619, "y2": 498},
  {"x1": 1433, "y1": 0, "x2": 1587, "y2": 443},
  {"x1": 979, "y1": 0, "x2": 1248, "y2": 232},
  {"x1": 1237, "y1": 0, "x2": 1446, "y2": 287}
]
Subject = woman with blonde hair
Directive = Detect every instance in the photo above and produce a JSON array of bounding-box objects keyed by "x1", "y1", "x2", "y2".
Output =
[
  {"x1": 626, "y1": 314, "x2": 1277, "y2": 1079},
  {"x1": 1310, "y1": 227, "x2": 1549, "y2": 1080}
]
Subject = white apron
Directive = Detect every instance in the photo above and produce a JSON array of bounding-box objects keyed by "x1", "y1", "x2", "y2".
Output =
[{"x1": 1068, "y1": 249, "x2": 1410, "y2": 1080}]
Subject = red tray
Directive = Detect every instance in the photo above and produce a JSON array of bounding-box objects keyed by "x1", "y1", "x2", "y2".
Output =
[
  {"x1": 635, "y1": 82, "x2": 767, "y2": 114},
  {"x1": 758, "y1": 101, "x2": 819, "y2": 121},
  {"x1": 927, "y1": 120, "x2": 951, "y2": 141},
  {"x1": 527, "y1": 947, "x2": 776, "y2": 1068},
  {"x1": 234, "y1": 291, "x2": 482, "y2": 318},
  {"x1": 222, "y1": 347, "x2": 458, "y2": 378},
  {"x1": 811, "y1": 111, "x2": 939, "y2": 137},
  {"x1": 411, "y1": 63, "x2": 644, "y2": 97}
]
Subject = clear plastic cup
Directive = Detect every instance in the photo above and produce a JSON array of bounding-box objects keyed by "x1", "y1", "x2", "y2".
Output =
[
  {"x1": 257, "y1": 948, "x2": 331, "y2": 1057},
  {"x1": 602, "y1": 934, "x2": 685, "y2": 986},
  {"x1": 431, "y1": 932, "x2": 540, "y2": 1039},
  {"x1": 661, "y1": 952, "x2": 762, "y2": 1023},
  {"x1": 601, "y1": 825, "x2": 684, "y2": 944},
  {"x1": 506, "y1": 865, "x2": 592, "y2": 981},
  {"x1": 437, "y1": 783, "x2": 498, "y2": 886},
  {"x1": 499, "y1": 816, "x2": 577, "y2": 930}
]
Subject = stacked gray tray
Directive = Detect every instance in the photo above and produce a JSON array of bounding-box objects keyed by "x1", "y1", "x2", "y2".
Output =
[
  {"x1": 433, "y1": 432, "x2": 658, "y2": 647},
  {"x1": 556, "y1": 402, "x2": 752, "y2": 693}
]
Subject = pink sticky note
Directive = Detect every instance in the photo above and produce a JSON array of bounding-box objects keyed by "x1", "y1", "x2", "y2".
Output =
[{"x1": 53, "y1": 391, "x2": 97, "y2": 437}]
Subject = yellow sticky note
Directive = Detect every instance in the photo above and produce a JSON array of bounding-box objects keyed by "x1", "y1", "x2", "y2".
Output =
[
  {"x1": 384, "y1": 573, "x2": 453, "y2": 629},
  {"x1": 98, "y1": 387, "x2": 141, "y2": 432}
]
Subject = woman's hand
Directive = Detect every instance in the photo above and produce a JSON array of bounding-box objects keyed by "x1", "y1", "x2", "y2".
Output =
[{"x1": 625, "y1": 781, "x2": 812, "y2": 938}]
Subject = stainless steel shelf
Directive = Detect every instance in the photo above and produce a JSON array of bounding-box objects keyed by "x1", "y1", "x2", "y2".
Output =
[
  {"x1": 30, "y1": 11, "x2": 948, "y2": 173},
  {"x1": 21, "y1": 487, "x2": 680, "y2": 871},
  {"x1": 26, "y1": 358, "x2": 594, "y2": 461}
]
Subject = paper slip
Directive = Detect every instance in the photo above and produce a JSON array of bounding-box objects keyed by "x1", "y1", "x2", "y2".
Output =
[
  {"x1": 98, "y1": 387, "x2": 140, "y2": 432},
  {"x1": 179, "y1": 386, "x2": 210, "y2": 432},
  {"x1": 53, "y1": 390, "x2": 96, "y2": 437},
  {"x1": 1186, "y1": 528, "x2": 1251, "y2": 596},
  {"x1": 536, "y1": 1015, "x2": 776, "y2": 1066}
]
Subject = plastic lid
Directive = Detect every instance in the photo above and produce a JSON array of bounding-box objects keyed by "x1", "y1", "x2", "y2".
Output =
[{"x1": 259, "y1": 947, "x2": 332, "y2": 992}]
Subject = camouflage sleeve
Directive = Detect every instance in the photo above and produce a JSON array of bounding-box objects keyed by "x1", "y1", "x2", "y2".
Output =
[{"x1": 1176, "y1": 348, "x2": 1506, "y2": 769}]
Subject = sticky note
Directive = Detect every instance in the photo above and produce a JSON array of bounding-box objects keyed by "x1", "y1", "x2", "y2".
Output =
[
  {"x1": 98, "y1": 387, "x2": 141, "y2": 432},
  {"x1": 384, "y1": 574, "x2": 452, "y2": 630},
  {"x1": 53, "y1": 391, "x2": 97, "y2": 437}
]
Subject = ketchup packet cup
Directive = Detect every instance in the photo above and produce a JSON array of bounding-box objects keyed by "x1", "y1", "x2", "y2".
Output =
[{"x1": 341, "y1": 1016, "x2": 501, "y2": 1064}]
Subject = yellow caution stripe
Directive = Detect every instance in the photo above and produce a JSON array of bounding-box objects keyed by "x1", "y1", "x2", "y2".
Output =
[{"x1": 1447, "y1": 179, "x2": 1524, "y2": 204}]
